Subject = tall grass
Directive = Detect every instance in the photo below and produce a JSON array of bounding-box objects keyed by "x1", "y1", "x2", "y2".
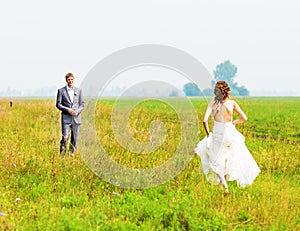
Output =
[{"x1": 0, "y1": 97, "x2": 299, "y2": 230}]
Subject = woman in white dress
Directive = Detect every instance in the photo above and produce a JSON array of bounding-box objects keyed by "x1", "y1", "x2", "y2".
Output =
[{"x1": 194, "y1": 81, "x2": 260, "y2": 195}]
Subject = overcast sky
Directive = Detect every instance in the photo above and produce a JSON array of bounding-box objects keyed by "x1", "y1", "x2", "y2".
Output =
[{"x1": 0, "y1": 0, "x2": 299, "y2": 96}]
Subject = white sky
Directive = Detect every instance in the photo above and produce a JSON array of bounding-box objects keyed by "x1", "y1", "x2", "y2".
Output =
[{"x1": 0, "y1": 0, "x2": 299, "y2": 96}]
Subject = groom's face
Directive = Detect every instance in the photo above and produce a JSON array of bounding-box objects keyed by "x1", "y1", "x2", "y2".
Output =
[{"x1": 66, "y1": 77, "x2": 74, "y2": 88}]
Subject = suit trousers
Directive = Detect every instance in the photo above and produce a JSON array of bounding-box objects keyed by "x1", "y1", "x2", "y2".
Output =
[{"x1": 60, "y1": 122, "x2": 80, "y2": 154}]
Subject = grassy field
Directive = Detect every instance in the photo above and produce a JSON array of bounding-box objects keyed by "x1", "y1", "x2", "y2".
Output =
[{"x1": 0, "y1": 97, "x2": 299, "y2": 230}]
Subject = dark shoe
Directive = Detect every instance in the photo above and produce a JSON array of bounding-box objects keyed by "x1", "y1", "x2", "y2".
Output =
[
  {"x1": 69, "y1": 145, "x2": 76, "y2": 157},
  {"x1": 60, "y1": 150, "x2": 66, "y2": 156}
]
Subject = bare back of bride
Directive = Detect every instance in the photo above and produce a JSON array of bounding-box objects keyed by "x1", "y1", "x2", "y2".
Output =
[{"x1": 194, "y1": 81, "x2": 260, "y2": 195}]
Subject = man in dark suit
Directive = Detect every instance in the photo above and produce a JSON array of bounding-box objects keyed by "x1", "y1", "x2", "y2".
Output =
[{"x1": 56, "y1": 73, "x2": 84, "y2": 156}]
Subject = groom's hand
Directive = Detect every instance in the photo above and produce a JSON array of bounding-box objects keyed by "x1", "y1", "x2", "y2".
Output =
[{"x1": 68, "y1": 109, "x2": 78, "y2": 115}]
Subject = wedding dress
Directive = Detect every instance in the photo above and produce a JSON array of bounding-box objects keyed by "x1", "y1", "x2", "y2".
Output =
[{"x1": 194, "y1": 101, "x2": 260, "y2": 187}]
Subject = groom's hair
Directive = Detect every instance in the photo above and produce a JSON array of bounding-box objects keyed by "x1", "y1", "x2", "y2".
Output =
[{"x1": 65, "y1": 73, "x2": 74, "y2": 80}]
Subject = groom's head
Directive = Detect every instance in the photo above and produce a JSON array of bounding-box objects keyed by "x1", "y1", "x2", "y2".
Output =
[{"x1": 65, "y1": 73, "x2": 75, "y2": 88}]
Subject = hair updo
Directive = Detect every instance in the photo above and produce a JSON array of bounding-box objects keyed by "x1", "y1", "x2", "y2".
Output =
[{"x1": 214, "y1": 81, "x2": 230, "y2": 103}]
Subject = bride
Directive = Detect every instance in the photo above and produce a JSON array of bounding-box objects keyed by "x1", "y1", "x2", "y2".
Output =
[{"x1": 194, "y1": 81, "x2": 260, "y2": 195}]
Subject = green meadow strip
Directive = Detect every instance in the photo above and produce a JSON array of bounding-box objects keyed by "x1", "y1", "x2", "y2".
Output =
[{"x1": 0, "y1": 97, "x2": 299, "y2": 230}]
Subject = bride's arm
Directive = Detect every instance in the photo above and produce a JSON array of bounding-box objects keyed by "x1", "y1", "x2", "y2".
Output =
[
  {"x1": 203, "y1": 101, "x2": 213, "y2": 137},
  {"x1": 232, "y1": 100, "x2": 247, "y2": 125}
]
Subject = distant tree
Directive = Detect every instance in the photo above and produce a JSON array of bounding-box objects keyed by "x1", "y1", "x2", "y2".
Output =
[
  {"x1": 236, "y1": 85, "x2": 250, "y2": 96},
  {"x1": 213, "y1": 60, "x2": 250, "y2": 96},
  {"x1": 183, "y1": 82, "x2": 202, "y2": 96},
  {"x1": 169, "y1": 90, "x2": 179, "y2": 97},
  {"x1": 213, "y1": 60, "x2": 237, "y2": 84},
  {"x1": 229, "y1": 87, "x2": 239, "y2": 96},
  {"x1": 202, "y1": 88, "x2": 213, "y2": 96}
]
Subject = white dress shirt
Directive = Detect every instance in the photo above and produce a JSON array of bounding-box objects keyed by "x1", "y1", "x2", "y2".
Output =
[{"x1": 67, "y1": 85, "x2": 75, "y2": 103}]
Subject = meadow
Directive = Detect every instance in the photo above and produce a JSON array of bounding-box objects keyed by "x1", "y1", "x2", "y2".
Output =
[{"x1": 0, "y1": 97, "x2": 299, "y2": 230}]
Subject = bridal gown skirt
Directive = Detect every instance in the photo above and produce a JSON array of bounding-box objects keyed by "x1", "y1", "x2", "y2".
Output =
[{"x1": 194, "y1": 121, "x2": 260, "y2": 187}]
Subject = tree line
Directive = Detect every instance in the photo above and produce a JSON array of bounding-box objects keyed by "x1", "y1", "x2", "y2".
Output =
[{"x1": 183, "y1": 60, "x2": 250, "y2": 96}]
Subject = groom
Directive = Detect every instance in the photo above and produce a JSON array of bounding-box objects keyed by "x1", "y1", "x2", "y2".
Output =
[{"x1": 56, "y1": 73, "x2": 84, "y2": 156}]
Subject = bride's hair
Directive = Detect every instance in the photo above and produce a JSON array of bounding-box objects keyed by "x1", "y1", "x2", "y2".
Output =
[{"x1": 214, "y1": 81, "x2": 230, "y2": 103}]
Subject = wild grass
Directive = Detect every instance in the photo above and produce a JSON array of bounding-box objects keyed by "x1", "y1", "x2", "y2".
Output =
[{"x1": 0, "y1": 97, "x2": 299, "y2": 230}]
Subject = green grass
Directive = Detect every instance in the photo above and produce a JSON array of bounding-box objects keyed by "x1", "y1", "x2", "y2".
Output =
[{"x1": 0, "y1": 97, "x2": 299, "y2": 230}]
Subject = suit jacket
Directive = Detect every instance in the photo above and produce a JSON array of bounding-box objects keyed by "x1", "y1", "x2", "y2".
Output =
[{"x1": 56, "y1": 86, "x2": 84, "y2": 124}]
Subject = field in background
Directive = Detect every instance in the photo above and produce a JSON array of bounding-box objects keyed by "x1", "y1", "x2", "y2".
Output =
[{"x1": 0, "y1": 97, "x2": 299, "y2": 230}]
